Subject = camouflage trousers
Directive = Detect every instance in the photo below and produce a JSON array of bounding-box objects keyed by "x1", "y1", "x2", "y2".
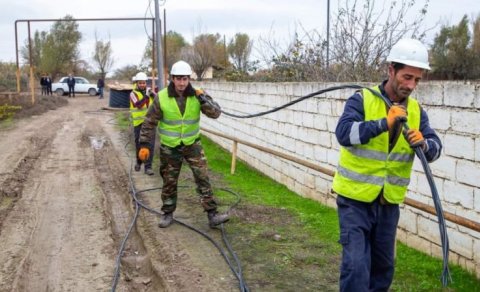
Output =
[{"x1": 159, "y1": 140, "x2": 217, "y2": 214}]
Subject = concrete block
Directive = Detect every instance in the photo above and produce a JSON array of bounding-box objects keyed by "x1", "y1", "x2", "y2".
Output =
[
  {"x1": 443, "y1": 180, "x2": 474, "y2": 208},
  {"x1": 475, "y1": 188, "x2": 480, "y2": 214},
  {"x1": 451, "y1": 110, "x2": 480, "y2": 135},
  {"x1": 415, "y1": 83, "x2": 444, "y2": 106},
  {"x1": 449, "y1": 228, "x2": 473, "y2": 259},
  {"x1": 457, "y1": 160, "x2": 480, "y2": 187},
  {"x1": 314, "y1": 146, "x2": 328, "y2": 162},
  {"x1": 429, "y1": 156, "x2": 457, "y2": 180},
  {"x1": 444, "y1": 134, "x2": 475, "y2": 160},
  {"x1": 327, "y1": 116, "x2": 338, "y2": 131},
  {"x1": 444, "y1": 83, "x2": 475, "y2": 108},
  {"x1": 417, "y1": 215, "x2": 442, "y2": 245},
  {"x1": 327, "y1": 149, "x2": 340, "y2": 166},
  {"x1": 313, "y1": 114, "x2": 328, "y2": 131},
  {"x1": 302, "y1": 112, "x2": 315, "y2": 128},
  {"x1": 425, "y1": 107, "x2": 451, "y2": 131},
  {"x1": 476, "y1": 138, "x2": 480, "y2": 162},
  {"x1": 405, "y1": 232, "x2": 432, "y2": 255},
  {"x1": 399, "y1": 208, "x2": 418, "y2": 234},
  {"x1": 317, "y1": 100, "x2": 332, "y2": 116}
]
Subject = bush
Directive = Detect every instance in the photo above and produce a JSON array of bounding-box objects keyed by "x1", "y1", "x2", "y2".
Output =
[{"x1": 0, "y1": 104, "x2": 22, "y2": 120}]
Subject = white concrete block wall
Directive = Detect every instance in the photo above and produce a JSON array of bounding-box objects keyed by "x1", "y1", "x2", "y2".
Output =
[{"x1": 196, "y1": 80, "x2": 480, "y2": 276}]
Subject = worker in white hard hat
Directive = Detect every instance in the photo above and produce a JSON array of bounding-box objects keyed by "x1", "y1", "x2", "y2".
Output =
[
  {"x1": 137, "y1": 60, "x2": 230, "y2": 228},
  {"x1": 332, "y1": 38, "x2": 442, "y2": 291},
  {"x1": 129, "y1": 71, "x2": 156, "y2": 175}
]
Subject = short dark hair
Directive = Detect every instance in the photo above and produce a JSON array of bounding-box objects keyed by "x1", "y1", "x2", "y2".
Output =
[{"x1": 391, "y1": 62, "x2": 406, "y2": 73}]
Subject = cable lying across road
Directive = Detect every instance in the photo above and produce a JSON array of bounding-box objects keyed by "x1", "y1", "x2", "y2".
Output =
[
  {"x1": 110, "y1": 133, "x2": 249, "y2": 292},
  {"x1": 203, "y1": 83, "x2": 451, "y2": 286}
]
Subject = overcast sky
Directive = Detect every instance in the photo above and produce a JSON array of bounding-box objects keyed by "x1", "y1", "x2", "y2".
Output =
[{"x1": 1, "y1": 0, "x2": 478, "y2": 74}]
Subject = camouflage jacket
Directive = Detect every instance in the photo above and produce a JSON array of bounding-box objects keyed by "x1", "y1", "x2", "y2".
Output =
[{"x1": 139, "y1": 82, "x2": 221, "y2": 147}]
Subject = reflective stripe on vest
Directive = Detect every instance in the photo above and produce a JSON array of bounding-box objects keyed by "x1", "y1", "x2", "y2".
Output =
[
  {"x1": 129, "y1": 86, "x2": 153, "y2": 127},
  {"x1": 157, "y1": 88, "x2": 201, "y2": 147},
  {"x1": 332, "y1": 85, "x2": 420, "y2": 203}
]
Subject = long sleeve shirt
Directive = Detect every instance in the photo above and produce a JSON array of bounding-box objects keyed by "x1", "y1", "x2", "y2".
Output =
[
  {"x1": 335, "y1": 81, "x2": 442, "y2": 162},
  {"x1": 139, "y1": 82, "x2": 221, "y2": 147}
]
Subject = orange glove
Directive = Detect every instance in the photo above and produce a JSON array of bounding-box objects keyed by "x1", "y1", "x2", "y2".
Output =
[
  {"x1": 405, "y1": 129, "x2": 426, "y2": 149},
  {"x1": 387, "y1": 105, "x2": 407, "y2": 130},
  {"x1": 138, "y1": 147, "x2": 150, "y2": 161},
  {"x1": 195, "y1": 88, "x2": 204, "y2": 96}
]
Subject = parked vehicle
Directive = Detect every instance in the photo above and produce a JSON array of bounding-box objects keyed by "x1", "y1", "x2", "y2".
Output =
[{"x1": 52, "y1": 77, "x2": 98, "y2": 96}]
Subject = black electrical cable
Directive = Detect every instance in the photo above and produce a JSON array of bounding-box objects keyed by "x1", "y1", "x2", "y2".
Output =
[
  {"x1": 363, "y1": 87, "x2": 451, "y2": 286},
  {"x1": 204, "y1": 83, "x2": 451, "y2": 286},
  {"x1": 110, "y1": 127, "x2": 249, "y2": 292}
]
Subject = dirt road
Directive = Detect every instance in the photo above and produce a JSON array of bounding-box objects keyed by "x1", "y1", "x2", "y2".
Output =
[{"x1": 0, "y1": 95, "x2": 237, "y2": 291}]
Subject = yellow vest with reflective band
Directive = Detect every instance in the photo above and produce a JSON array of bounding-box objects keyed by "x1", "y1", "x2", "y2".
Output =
[
  {"x1": 157, "y1": 88, "x2": 201, "y2": 147},
  {"x1": 332, "y1": 86, "x2": 421, "y2": 204},
  {"x1": 130, "y1": 85, "x2": 153, "y2": 127}
]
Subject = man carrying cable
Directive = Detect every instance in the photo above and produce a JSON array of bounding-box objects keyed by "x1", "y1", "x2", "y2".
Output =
[
  {"x1": 137, "y1": 60, "x2": 229, "y2": 228},
  {"x1": 332, "y1": 38, "x2": 442, "y2": 291}
]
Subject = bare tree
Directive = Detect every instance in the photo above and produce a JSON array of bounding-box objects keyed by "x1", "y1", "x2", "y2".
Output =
[
  {"x1": 331, "y1": 0, "x2": 429, "y2": 81},
  {"x1": 184, "y1": 33, "x2": 223, "y2": 80},
  {"x1": 92, "y1": 32, "x2": 114, "y2": 78}
]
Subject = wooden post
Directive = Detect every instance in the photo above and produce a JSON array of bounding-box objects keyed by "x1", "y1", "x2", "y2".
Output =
[{"x1": 231, "y1": 141, "x2": 238, "y2": 175}]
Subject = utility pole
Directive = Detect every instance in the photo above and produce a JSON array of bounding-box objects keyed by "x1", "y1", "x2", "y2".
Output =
[
  {"x1": 154, "y1": 0, "x2": 164, "y2": 90},
  {"x1": 326, "y1": 0, "x2": 330, "y2": 70}
]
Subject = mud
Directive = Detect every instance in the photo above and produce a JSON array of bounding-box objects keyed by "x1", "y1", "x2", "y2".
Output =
[{"x1": 0, "y1": 94, "x2": 237, "y2": 291}]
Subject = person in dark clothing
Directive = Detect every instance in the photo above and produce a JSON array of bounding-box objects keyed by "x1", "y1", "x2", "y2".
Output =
[
  {"x1": 40, "y1": 74, "x2": 47, "y2": 95},
  {"x1": 45, "y1": 74, "x2": 52, "y2": 96},
  {"x1": 332, "y1": 38, "x2": 442, "y2": 292},
  {"x1": 137, "y1": 60, "x2": 230, "y2": 229},
  {"x1": 67, "y1": 74, "x2": 75, "y2": 97},
  {"x1": 97, "y1": 76, "x2": 105, "y2": 99}
]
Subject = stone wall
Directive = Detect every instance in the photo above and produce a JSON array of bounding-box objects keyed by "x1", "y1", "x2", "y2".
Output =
[{"x1": 195, "y1": 80, "x2": 480, "y2": 276}]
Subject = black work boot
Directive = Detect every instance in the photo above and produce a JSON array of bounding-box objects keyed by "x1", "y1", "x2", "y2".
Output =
[
  {"x1": 207, "y1": 210, "x2": 229, "y2": 228},
  {"x1": 158, "y1": 212, "x2": 173, "y2": 228},
  {"x1": 144, "y1": 168, "x2": 154, "y2": 176},
  {"x1": 134, "y1": 162, "x2": 141, "y2": 172}
]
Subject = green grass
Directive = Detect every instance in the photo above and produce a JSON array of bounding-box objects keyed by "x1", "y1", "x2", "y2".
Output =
[{"x1": 200, "y1": 135, "x2": 480, "y2": 291}]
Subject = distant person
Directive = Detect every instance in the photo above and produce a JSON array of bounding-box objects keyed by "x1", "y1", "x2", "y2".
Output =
[
  {"x1": 97, "y1": 76, "x2": 105, "y2": 99},
  {"x1": 332, "y1": 38, "x2": 442, "y2": 292},
  {"x1": 129, "y1": 72, "x2": 156, "y2": 176},
  {"x1": 45, "y1": 74, "x2": 52, "y2": 96},
  {"x1": 40, "y1": 74, "x2": 47, "y2": 96},
  {"x1": 67, "y1": 73, "x2": 75, "y2": 98},
  {"x1": 137, "y1": 60, "x2": 229, "y2": 228}
]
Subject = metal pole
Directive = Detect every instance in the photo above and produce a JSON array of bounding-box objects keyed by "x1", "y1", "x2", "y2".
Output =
[
  {"x1": 14, "y1": 21, "x2": 21, "y2": 93},
  {"x1": 27, "y1": 21, "x2": 35, "y2": 104},
  {"x1": 154, "y1": 0, "x2": 164, "y2": 90},
  {"x1": 326, "y1": 0, "x2": 330, "y2": 70}
]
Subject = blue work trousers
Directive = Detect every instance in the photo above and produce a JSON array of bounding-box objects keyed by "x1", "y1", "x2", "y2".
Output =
[{"x1": 337, "y1": 195, "x2": 399, "y2": 292}]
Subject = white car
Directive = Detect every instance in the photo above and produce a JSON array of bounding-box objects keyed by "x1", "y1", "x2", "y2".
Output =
[{"x1": 52, "y1": 77, "x2": 98, "y2": 96}]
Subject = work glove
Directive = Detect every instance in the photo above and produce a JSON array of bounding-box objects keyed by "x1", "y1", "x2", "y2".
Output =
[
  {"x1": 387, "y1": 105, "x2": 407, "y2": 130},
  {"x1": 405, "y1": 129, "x2": 426, "y2": 150},
  {"x1": 146, "y1": 88, "x2": 156, "y2": 98},
  {"x1": 138, "y1": 147, "x2": 150, "y2": 161},
  {"x1": 195, "y1": 88, "x2": 207, "y2": 104}
]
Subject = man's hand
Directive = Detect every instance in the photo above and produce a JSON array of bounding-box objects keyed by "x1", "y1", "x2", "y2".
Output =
[
  {"x1": 138, "y1": 147, "x2": 150, "y2": 161},
  {"x1": 387, "y1": 105, "x2": 407, "y2": 130},
  {"x1": 195, "y1": 88, "x2": 207, "y2": 104},
  {"x1": 405, "y1": 129, "x2": 426, "y2": 150}
]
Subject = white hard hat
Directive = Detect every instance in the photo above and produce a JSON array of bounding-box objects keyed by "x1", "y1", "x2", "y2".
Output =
[
  {"x1": 135, "y1": 72, "x2": 148, "y2": 81},
  {"x1": 132, "y1": 76, "x2": 136, "y2": 82},
  {"x1": 387, "y1": 38, "x2": 430, "y2": 70},
  {"x1": 171, "y1": 60, "x2": 192, "y2": 76}
]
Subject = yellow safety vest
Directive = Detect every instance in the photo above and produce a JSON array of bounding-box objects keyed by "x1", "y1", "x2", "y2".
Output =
[
  {"x1": 332, "y1": 86, "x2": 421, "y2": 204},
  {"x1": 129, "y1": 85, "x2": 153, "y2": 127},
  {"x1": 157, "y1": 88, "x2": 201, "y2": 147}
]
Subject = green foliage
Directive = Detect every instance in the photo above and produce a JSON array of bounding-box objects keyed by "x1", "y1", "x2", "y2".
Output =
[
  {"x1": 227, "y1": 33, "x2": 252, "y2": 72},
  {"x1": 20, "y1": 15, "x2": 82, "y2": 79},
  {"x1": 0, "y1": 62, "x2": 27, "y2": 92},
  {"x1": 165, "y1": 31, "x2": 188, "y2": 72},
  {"x1": 92, "y1": 33, "x2": 114, "y2": 77},
  {"x1": 0, "y1": 105, "x2": 22, "y2": 120},
  {"x1": 112, "y1": 65, "x2": 141, "y2": 82},
  {"x1": 430, "y1": 15, "x2": 480, "y2": 80}
]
